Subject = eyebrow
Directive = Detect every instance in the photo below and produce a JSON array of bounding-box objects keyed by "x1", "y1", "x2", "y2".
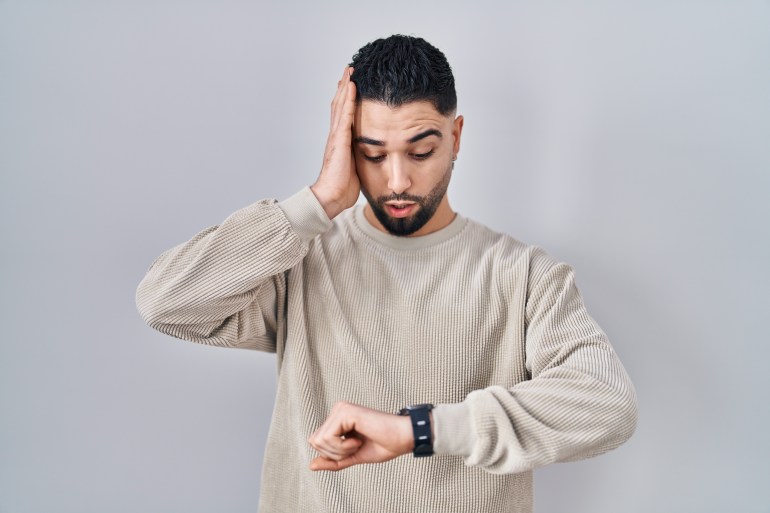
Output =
[{"x1": 354, "y1": 128, "x2": 443, "y2": 147}]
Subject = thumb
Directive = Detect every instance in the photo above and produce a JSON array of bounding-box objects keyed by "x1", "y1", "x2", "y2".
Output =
[{"x1": 309, "y1": 454, "x2": 360, "y2": 472}]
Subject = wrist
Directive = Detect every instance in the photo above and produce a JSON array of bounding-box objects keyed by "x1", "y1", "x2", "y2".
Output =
[
  {"x1": 397, "y1": 415, "x2": 414, "y2": 455},
  {"x1": 277, "y1": 187, "x2": 333, "y2": 243},
  {"x1": 309, "y1": 184, "x2": 344, "y2": 220},
  {"x1": 398, "y1": 403, "x2": 435, "y2": 457}
]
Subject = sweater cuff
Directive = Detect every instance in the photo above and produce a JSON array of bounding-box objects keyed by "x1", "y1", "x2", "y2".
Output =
[
  {"x1": 432, "y1": 402, "x2": 475, "y2": 457},
  {"x1": 277, "y1": 186, "x2": 333, "y2": 244}
]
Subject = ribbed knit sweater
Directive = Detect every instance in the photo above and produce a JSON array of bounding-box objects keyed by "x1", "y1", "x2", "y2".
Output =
[{"x1": 135, "y1": 186, "x2": 638, "y2": 513}]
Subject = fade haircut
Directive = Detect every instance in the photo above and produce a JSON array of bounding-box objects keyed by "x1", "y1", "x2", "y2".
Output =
[{"x1": 349, "y1": 34, "x2": 457, "y2": 116}]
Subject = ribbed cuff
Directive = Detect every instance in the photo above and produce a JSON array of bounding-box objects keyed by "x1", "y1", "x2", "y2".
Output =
[
  {"x1": 277, "y1": 186, "x2": 333, "y2": 244},
  {"x1": 431, "y1": 402, "x2": 475, "y2": 457}
]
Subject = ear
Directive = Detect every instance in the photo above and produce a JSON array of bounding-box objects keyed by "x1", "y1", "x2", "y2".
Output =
[{"x1": 451, "y1": 115, "x2": 464, "y2": 158}]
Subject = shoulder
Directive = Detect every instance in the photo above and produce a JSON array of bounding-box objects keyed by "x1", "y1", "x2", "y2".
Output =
[
  {"x1": 462, "y1": 217, "x2": 559, "y2": 268},
  {"x1": 458, "y1": 217, "x2": 570, "y2": 297}
]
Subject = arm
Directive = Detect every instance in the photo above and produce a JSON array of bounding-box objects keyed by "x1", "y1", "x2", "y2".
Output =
[
  {"x1": 431, "y1": 252, "x2": 638, "y2": 474},
  {"x1": 306, "y1": 252, "x2": 637, "y2": 473},
  {"x1": 136, "y1": 65, "x2": 361, "y2": 350},
  {"x1": 135, "y1": 188, "x2": 330, "y2": 351}
]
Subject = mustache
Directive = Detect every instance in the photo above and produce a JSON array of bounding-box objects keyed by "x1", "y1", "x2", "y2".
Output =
[{"x1": 377, "y1": 193, "x2": 424, "y2": 203}]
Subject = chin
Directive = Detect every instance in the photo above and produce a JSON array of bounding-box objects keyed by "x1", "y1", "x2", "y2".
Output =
[{"x1": 377, "y1": 206, "x2": 435, "y2": 236}]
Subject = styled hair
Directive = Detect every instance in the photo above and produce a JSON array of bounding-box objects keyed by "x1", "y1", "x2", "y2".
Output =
[{"x1": 349, "y1": 34, "x2": 457, "y2": 116}]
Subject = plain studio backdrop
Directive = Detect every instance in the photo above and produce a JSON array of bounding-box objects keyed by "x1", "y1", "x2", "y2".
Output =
[{"x1": 1, "y1": 1, "x2": 768, "y2": 512}]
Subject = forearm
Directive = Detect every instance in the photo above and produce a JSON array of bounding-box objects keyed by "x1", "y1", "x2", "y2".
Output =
[{"x1": 432, "y1": 348, "x2": 637, "y2": 474}]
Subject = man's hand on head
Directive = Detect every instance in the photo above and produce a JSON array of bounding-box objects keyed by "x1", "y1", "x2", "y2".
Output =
[
  {"x1": 308, "y1": 401, "x2": 417, "y2": 471},
  {"x1": 310, "y1": 65, "x2": 361, "y2": 221}
]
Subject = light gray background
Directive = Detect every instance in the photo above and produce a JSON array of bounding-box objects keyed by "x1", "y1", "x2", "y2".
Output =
[{"x1": 1, "y1": 1, "x2": 768, "y2": 512}]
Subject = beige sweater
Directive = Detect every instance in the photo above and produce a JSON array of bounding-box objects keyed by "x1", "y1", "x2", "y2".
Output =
[{"x1": 135, "y1": 186, "x2": 638, "y2": 513}]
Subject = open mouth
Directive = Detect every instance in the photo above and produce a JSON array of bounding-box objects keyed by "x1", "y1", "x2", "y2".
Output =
[{"x1": 384, "y1": 202, "x2": 417, "y2": 218}]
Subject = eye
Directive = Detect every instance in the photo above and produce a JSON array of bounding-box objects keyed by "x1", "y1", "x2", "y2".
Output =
[
  {"x1": 411, "y1": 150, "x2": 435, "y2": 161},
  {"x1": 363, "y1": 154, "x2": 385, "y2": 163}
]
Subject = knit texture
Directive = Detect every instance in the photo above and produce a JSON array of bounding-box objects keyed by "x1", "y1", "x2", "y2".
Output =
[{"x1": 135, "y1": 186, "x2": 638, "y2": 513}]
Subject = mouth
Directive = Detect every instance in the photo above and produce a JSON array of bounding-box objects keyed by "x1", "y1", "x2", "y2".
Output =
[{"x1": 384, "y1": 202, "x2": 417, "y2": 218}]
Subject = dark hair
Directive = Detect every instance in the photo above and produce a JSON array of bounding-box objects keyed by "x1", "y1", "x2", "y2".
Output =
[{"x1": 349, "y1": 34, "x2": 457, "y2": 116}]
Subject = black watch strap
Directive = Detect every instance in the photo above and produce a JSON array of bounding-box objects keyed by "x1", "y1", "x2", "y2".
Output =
[{"x1": 398, "y1": 403, "x2": 434, "y2": 457}]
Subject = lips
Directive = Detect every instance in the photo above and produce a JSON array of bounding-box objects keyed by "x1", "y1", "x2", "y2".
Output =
[{"x1": 385, "y1": 202, "x2": 417, "y2": 218}]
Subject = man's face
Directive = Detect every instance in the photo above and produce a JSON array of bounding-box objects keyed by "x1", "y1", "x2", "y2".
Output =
[{"x1": 353, "y1": 100, "x2": 464, "y2": 237}]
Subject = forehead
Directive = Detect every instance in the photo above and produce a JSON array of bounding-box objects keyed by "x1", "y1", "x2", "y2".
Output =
[{"x1": 353, "y1": 100, "x2": 450, "y2": 143}]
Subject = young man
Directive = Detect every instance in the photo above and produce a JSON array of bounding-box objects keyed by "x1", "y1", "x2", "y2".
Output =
[{"x1": 136, "y1": 35, "x2": 637, "y2": 513}]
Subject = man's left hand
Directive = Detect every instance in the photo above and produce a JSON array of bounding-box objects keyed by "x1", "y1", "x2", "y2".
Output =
[{"x1": 308, "y1": 401, "x2": 415, "y2": 471}]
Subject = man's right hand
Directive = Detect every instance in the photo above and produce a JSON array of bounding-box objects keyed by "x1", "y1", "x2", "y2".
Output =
[{"x1": 310, "y1": 66, "x2": 360, "y2": 220}]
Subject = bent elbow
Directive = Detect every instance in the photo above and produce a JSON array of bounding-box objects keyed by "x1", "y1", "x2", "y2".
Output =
[
  {"x1": 135, "y1": 277, "x2": 165, "y2": 327},
  {"x1": 134, "y1": 283, "x2": 224, "y2": 345},
  {"x1": 593, "y1": 382, "x2": 639, "y2": 454},
  {"x1": 613, "y1": 385, "x2": 639, "y2": 445}
]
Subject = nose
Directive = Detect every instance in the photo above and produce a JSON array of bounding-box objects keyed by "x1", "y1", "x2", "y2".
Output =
[{"x1": 386, "y1": 157, "x2": 412, "y2": 194}]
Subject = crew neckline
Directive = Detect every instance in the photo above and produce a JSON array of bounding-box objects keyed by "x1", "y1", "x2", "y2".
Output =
[{"x1": 351, "y1": 204, "x2": 468, "y2": 250}]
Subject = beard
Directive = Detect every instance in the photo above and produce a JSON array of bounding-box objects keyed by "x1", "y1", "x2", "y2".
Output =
[{"x1": 361, "y1": 161, "x2": 453, "y2": 237}]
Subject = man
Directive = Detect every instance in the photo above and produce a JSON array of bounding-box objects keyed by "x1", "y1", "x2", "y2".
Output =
[{"x1": 136, "y1": 34, "x2": 637, "y2": 513}]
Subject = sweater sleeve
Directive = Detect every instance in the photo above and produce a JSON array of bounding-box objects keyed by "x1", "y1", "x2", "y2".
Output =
[
  {"x1": 135, "y1": 186, "x2": 332, "y2": 351},
  {"x1": 431, "y1": 252, "x2": 638, "y2": 474}
]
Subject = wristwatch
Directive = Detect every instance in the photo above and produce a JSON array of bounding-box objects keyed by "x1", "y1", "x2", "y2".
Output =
[{"x1": 398, "y1": 403, "x2": 434, "y2": 457}]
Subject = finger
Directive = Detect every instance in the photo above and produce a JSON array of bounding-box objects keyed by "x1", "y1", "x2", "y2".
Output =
[
  {"x1": 309, "y1": 456, "x2": 339, "y2": 471},
  {"x1": 338, "y1": 80, "x2": 357, "y2": 132},
  {"x1": 331, "y1": 68, "x2": 354, "y2": 132},
  {"x1": 311, "y1": 433, "x2": 362, "y2": 460},
  {"x1": 330, "y1": 66, "x2": 350, "y2": 128},
  {"x1": 309, "y1": 454, "x2": 360, "y2": 472},
  {"x1": 320, "y1": 438, "x2": 362, "y2": 461},
  {"x1": 338, "y1": 435, "x2": 363, "y2": 454},
  {"x1": 329, "y1": 68, "x2": 347, "y2": 128},
  {"x1": 329, "y1": 66, "x2": 349, "y2": 127},
  {"x1": 329, "y1": 82, "x2": 356, "y2": 152},
  {"x1": 329, "y1": 66, "x2": 347, "y2": 126}
]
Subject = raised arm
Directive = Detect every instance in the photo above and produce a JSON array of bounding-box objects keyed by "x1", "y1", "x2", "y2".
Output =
[{"x1": 136, "y1": 66, "x2": 361, "y2": 350}]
